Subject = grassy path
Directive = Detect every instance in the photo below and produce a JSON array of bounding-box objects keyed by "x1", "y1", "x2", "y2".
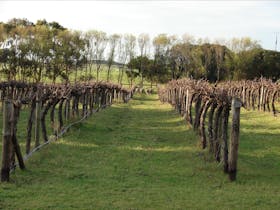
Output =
[{"x1": 0, "y1": 94, "x2": 280, "y2": 209}]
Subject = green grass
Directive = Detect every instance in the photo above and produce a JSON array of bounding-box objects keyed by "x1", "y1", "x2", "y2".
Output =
[
  {"x1": 0, "y1": 64, "x2": 155, "y2": 89},
  {"x1": 75, "y1": 66, "x2": 155, "y2": 88},
  {"x1": 0, "y1": 64, "x2": 154, "y2": 88},
  {"x1": 0, "y1": 94, "x2": 280, "y2": 209}
]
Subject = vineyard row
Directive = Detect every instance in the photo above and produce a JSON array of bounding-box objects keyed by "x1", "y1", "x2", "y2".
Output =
[
  {"x1": 158, "y1": 78, "x2": 280, "y2": 181},
  {"x1": 0, "y1": 81, "x2": 135, "y2": 182}
]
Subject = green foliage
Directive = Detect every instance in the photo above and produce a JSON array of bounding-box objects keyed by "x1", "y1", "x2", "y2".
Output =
[
  {"x1": 126, "y1": 56, "x2": 170, "y2": 86},
  {"x1": 0, "y1": 94, "x2": 279, "y2": 209},
  {"x1": 226, "y1": 49, "x2": 280, "y2": 81},
  {"x1": 0, "y1": 19, "x2": 85, "y2": 83},
  {"x1": 169, "y1": 43, "x2": 234, "y2": 82}
]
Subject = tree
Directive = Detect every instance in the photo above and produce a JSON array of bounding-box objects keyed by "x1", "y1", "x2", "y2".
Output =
[
  {"x1": 228, "y1": 37, "x2": 261, "y2": 53},
  {"x1": 153, "y1": 34, "x2": 170, "y2": 58},
  {"x1": 153, "y1": 34, "x2": 171, "y2": 82},
  {"x1": 123, "y1": 34, "x2": 136, "y2": 85},
  {"x1": 229, "y1": 49, "x2": 280, "y2": 80},
  {"x1": 182, "y1": 33, "x2": 195, "y2": 45},
  {"x1": 7, "y1": 18, "x2": 34, "y2": 27},
  {"x1": 127, "y1": 56, "x2": 151, "y2": 80},
  {"x1": 24, "y1": 24, "x2": 52, "y2": 83},
  {"x1": 0, "y1": 23, "x2": 23, "y2": 80},
  {"x1": 116, "y1": 35, "x2": 128, "y2": 84},
  {"x1": 106, "y1": 34, "x2": 120, "y2": 81},
  {"x1": 52, "y1": 30, "x2": 86, "y2": 83},
  {"x1": 84, "y1": 30, "x2": 108, "y2": 81},
  {"x1": 170, "y1": 43, "x2": 205, "y2": 80},
  {"x1": 137, "y1": 33, "x2": 150, "y2": 86},
  {"x1": 48, "y1": 21, "x2": 66, "y2": 31}
]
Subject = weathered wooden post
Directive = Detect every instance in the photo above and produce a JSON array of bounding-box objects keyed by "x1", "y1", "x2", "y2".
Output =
[
  {"x1": 194, "y1": 98, "x2": 204, "y2": 131},
  {"x1": 222, "y1": 105, "x2": 230, "y2": 173},
  {"x1": 11, "y1": 103, "x2": 25, "y2": 170},
  {"x1": 1, "y1": 100, "x2": 12, "y2": 182},
  {"x1": 184, "y1": 89, "x2": 189, "y2": 120},
  {"x1": 228, "y1": 97, "x2": 242, "y2": 181},
  {"x1": 259, "y1": 85, "x2": 264, "y2": 111},
  {"x1": 82, "y1": 93, "x2": 87, "y2": 116},
  {"x1": 58, "y1": 99, "x2": 65, "y2": 130},
  {"x1": 65, "y1": 99, "x2": 70, "y2": 121},
  {"x1": 199, "y1": 100, "x2": 211, "y2": 149},
  {"x1": 213, "y1": 105, "x2": 223, "y2": 161},
  {"x1": 272, "y1": 90, "x2": 278, "y2": 116},
  {"x1": 35, "y1": 89, "x2": 41, "y2": 147},
  {"x1": 188, "y1": 94, "x2": 195, "y2": 125},
  {"x1": 41, "y1": 100, "x2": 53, "y2": 142},
  {"x1": 26, "y1": 98, "x2": 36, "y2": 154}
]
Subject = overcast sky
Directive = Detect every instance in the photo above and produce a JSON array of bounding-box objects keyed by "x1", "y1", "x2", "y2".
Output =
[{"x1": 0, "y1": 1, "x2": 279, "y2": 50}]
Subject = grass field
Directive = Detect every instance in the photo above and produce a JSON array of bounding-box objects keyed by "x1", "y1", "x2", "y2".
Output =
[
  {"x1": 0, "y1": 65, "x2": 155, "y2": 88},
  {"x1": 72, "y1": 66, "x2": 156, "y2": 89},
  {"x1": 0, "y1": 93, "x2": 280, "y2": 209}
]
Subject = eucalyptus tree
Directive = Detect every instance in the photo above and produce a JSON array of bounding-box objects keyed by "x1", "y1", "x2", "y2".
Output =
[
  {"x1": 153, "y1": 34, "x2": 170, "y2": 59},
  {"x1": 152, "y1": 34, "x2": 173, "y2": 83},
  {"x1": 72, "y1": 31, "x2": 87, "y2": 83},
  {"x1": 84, "y1": 30, "x2": 97, "y2": 78},
  {"x1": 137, "y1": 33, "x2": 150, "y2": 85},
  {"x1": 125, "y1": 34, "x2": 136, "y2": 62},
  {"x1": 182, "y1": 33, "x2": 195, "y2": 45},
  {"x1": 0, "y1": 23, "x2": 23, "y2": 81},
  {"x1": 0, "y1": 22, "x2": 11, "y2": 80},
  {"x1": 61, "y1": 30, "x2": 87, "y2": 83},
  {"x1": 23, "y1": 24, "x2": 53, "y2": 83},
  {"x1": 80, "y1": 30, "x2": 108, "y2": 81},
  {"x1": 228, "y1": 37, "x2": 261, "y2": 53},
  {"x1": 45, "y1": 26, "x2": 72, "y2": 84},
  {"x1": 215, "y1": 45, "x2": 225, "y2": 81},
  {"x1": 124, "y1": 34, "x2": 137, "y2": 86},
  {"x1": 0, "y1": 19, "x2": 47, "y2": 82},
  {"x1": 54, "y1": 30, "x2": 86, "y2": 83},
  {"x1": 106, "y1": 33, "x2": 120, "y2": 81},
  {"x1": 116, "y1": 35, "x2": 128, "y2": 84}
]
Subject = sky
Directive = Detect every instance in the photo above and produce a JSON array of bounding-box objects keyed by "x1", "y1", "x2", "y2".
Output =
[{"x1": 0, "y1": 1, "x2": 279, "y2": 50}]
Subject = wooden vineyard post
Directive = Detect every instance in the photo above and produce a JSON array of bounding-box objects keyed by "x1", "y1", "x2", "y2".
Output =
[
  {"x1": 222, "y1": 105, "x2": 230, "y2": 173},
  {"x1": 184, "y1": 89, "x2": 189, "y2": 120},
  {"x1": 228, "y1": 97, "x2": 242, "y2": 181},
  {"x1": 11, "y1": 103, "x2": 25, "y2": 170},
  {"x1": 58, "y1": 99, "x2": 65, "y2": 130},
  {"x1": 199, "y1": 100, "x2": 211, "y2": 149},
  {"x1": 35, "y1": 89, "x2": 41, "y2": 147},
  {"x1": 65, "y1": 99, "x2": 70, "y2": 121},
  {"x1": 213, "y1": 105, "x2": 223, "y2": 162},
  {"x1": 26, "y1": 98, "x2": 36, "y2": 154},
  {"x1": 1, "y1": 100, "x2": 12, "y2": 182}
]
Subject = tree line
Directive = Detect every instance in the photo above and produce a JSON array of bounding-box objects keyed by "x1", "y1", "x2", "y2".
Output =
[{"x1": 1, "y1": 18, "x2": 280, "y2": 85}]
